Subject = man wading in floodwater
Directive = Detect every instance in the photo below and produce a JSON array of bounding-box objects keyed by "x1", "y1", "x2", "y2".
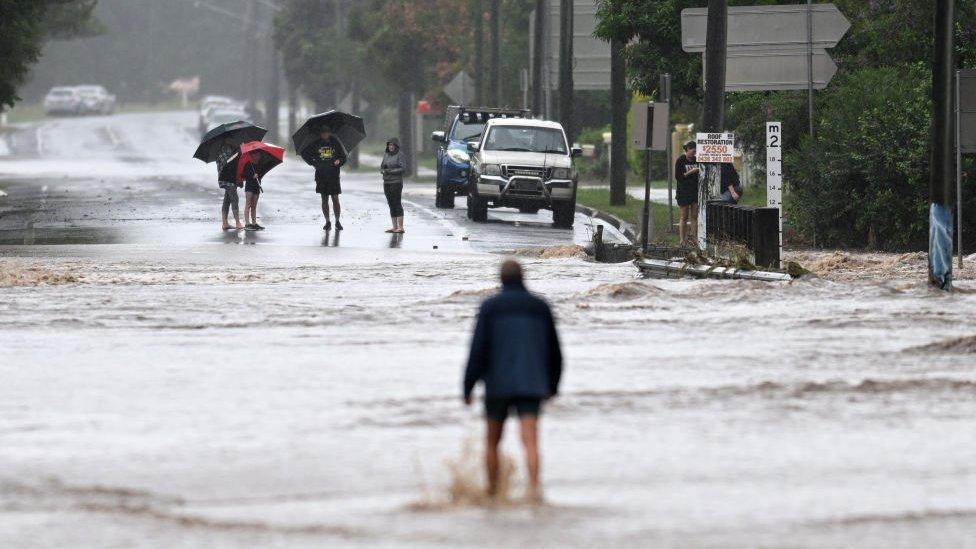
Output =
[{"x1": 463, "y1": 260, "x2": 562, "y2": 503}]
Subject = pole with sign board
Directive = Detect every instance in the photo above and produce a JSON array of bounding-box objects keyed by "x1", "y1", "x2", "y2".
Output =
[
  {"x1": 695, "y1": 132, "x2": 735, "y2": 251},
  {"x1": 632, "y1": 101, "x2": 669, "y2": 251},
  {"x1": 766, "y1": 122, "x2": 783, "y2": 260}
]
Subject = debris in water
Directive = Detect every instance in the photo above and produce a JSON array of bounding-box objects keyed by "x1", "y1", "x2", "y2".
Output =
[
  {"x1": 511, "y1": 245, "x2": 589, "y2": 260},
  {"x1": 0, "y1": 262, "x2": 81, "y2": 287}
]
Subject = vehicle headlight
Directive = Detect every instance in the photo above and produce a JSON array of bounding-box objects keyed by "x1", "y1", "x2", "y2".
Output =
[
  {"x1": 482, "y1": 164, "x2": 501, "y2": 176},
  {"x1": 447, "y1": 149, "x2": 470, "y2": 164},
  {"x1": 551, "y1": 167, "x2": 572, "y2": 179}
]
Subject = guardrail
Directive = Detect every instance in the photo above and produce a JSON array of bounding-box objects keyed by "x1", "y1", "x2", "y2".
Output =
[{"x1": 706, "y1": 201, "x2": 780, "y2": 269}]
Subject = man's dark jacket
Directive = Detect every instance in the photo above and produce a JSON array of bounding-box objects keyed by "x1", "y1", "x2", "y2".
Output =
[{"x1": 463, "y1": 282, "x2": 563, "y2": 400}]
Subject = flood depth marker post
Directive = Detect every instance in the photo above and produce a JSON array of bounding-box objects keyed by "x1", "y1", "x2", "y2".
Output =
[{"x1": 766, "y1": 122, "x2": 783, "y2": 259}]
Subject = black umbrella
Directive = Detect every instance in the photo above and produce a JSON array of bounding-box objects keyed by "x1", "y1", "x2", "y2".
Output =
[
  {"x1": 194, "y1": 121, "x2": 267, "y2": 163},
  {"x1": 292, "y1": 111, "x2": 366, "y2": 161}
]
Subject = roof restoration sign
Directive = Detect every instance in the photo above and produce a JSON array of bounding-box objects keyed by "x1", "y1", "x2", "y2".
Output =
[{"x1": 696, "y1": 132, "x2": 735, "y2": 163}]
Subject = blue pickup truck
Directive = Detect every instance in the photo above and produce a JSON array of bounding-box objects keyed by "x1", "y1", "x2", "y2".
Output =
[{"x1": 430, "y1": 106, "x2": 531, "y2": 208}]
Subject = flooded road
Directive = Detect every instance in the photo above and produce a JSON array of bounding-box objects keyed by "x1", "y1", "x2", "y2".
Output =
[{"x1": 2, "y1": 112, "x2": 976, "y2": 548}]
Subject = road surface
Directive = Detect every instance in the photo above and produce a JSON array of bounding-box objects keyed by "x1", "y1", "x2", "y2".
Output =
[{"x1": 1, "y1": 111, "x2": 975, "y2": 548}]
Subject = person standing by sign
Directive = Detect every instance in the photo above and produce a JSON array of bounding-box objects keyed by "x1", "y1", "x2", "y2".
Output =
[
  {"x1": 675, "y1": 141, "x2": 700, "y2": 246},
  {"x1": 719, "y1": 163, "x2": 743, "y2": 204}
]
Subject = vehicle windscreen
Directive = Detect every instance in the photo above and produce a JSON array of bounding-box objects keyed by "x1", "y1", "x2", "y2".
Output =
[
  {"x1": 49, "y1": 89, "x2": 74, "y2": 97},
  {"x1": 451, "y1": 120, "x2": 486, "y2": 142},
  {"x1": 483, "y1": 126, "x2": 567, "y2": 154}
]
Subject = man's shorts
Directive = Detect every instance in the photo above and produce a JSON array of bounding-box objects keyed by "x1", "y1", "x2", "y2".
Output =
[{"x1": 484, "y1": 397, "x2": 542, "y2": 422}]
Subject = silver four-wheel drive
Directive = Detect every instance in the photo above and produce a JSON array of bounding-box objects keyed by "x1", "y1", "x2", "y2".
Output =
[{"x1": 466, "y1": 118, "x2": 582, "y2": 229}]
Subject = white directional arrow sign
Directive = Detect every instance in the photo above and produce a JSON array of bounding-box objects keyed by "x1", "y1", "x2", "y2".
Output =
[
  {"x1": 723, "y1": 50, "x2": 838, "y2": 91},
  {"x1": 681, "y1": 4, "x2": 851, "y2": 53}
]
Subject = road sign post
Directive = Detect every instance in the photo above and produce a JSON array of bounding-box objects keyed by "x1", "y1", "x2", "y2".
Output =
[
  {"x1": 632, "y1": 102, "x2": 669, "y2": 251},
  {"x1": 766, "y1": 122, "x2": 784, "y2": 261},
  {"x1": 445, "y1": 71, "x2": 476, "y2": 105},
  {"x1": 956, "y1": 69, "x2": 976, "y2": 269}
]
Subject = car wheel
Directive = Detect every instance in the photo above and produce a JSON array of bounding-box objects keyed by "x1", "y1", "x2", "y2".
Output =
[
  {"x1": 518, "y1": 205, "x2": 540, "y2": 214},
  {"x1": 469, "y1": 195, "x2": 488, "y2": 223},
  {"x1": 552, "y1": 202, "x2": 575, "y2": 229},
  {"x1": 435, "y1": 186, "x2": 455, "y2": 209}
]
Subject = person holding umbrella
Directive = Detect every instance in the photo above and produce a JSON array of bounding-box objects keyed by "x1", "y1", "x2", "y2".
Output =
[
  {"x1": 293, "y1": 111, "x2": 366, "y2": 232},
  {"x1": 380, "y1": 137, "x2": 405, "y2": 233},
  {"x1": 236, "y1": 141, "x2": 285, "y2": 231},
  {"x1": 194, "y1": 120, "x2": 267, "y2": 231},
  {"x1": 216, "y1": 139, "x2": 243, "y2": 231},
  {"x1": 301, "y1": 127, "x2": 347, "y2": 231}
]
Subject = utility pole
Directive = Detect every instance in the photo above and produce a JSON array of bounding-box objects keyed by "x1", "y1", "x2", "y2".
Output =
[
  {"x1": 242, "y1": 0, "x2": 258, "y2": 106},
  {"x1": 928, "y1": 0, "x2": 956, "y2": 290},
  {"x1": 266, "y1": 50, "x2": 281, "y2": 142},
  {"x1": 609, "y1": 38, "x2": 627, "y2": 206},
  {"x1": 532, "y1": 0, "x2": 545, "y2": 115},
  {"x1": 558, "y1": 0, "x2": 574, "y2": 142},
  {"x1": 701, "y1": 0, "x2": 726, "y2": 132},
  {"x1": 474, "y1": 0, "x2": 484, "y2": 105},
  {"x1": 698, "y1": 0, "x2": 727, "y2": 252},
  {"x1": 490, "y1": 0, "x2": 502, "y2": 106},
  {"x1": 806, "y1": 0, "x2": 815, "y2": 141}
]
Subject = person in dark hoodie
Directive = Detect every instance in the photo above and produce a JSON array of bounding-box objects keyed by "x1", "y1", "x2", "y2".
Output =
[
  {"x1": 301, "y1": 126, "x2": 347, "y2": 231},
  {"x1": 380, "y1": 137, "x2": 405, "y2": 233},
  {"x1": 463, "y1": 260, "x2": 562, "y2": 503}
]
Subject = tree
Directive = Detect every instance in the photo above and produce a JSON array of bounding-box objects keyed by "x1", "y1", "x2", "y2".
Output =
[{"x1": 0, "y1": 0, "x2": 101, "y2": 108}]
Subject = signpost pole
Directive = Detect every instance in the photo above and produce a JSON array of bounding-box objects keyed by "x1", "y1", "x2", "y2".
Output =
[
  {"x1": 643, "y1": 147, "x2": 653, "y2": 252},
  {"x1": 957, "y1": 69, "x2": 964, "y2": 269},
  {"x1": 806, "y1": 0, "x2": 815, "y2": 141},
  {"x1": 662, "y1": 73, "x2": 674, "y2": 232}
]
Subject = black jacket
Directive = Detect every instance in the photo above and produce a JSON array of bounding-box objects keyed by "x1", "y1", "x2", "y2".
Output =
[
  {"x1": 302, "y1": 137, "x2": 347, "y2": 184},
  {"x1": 464, "y1": 283, "x2": 563, "y2": 400}
]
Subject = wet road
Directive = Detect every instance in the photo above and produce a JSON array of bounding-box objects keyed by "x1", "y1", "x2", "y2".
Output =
[
  {"x1": 2, "y1": 112, "x2": 976, "y2": 548},
  {"x1": 0, "y1": 111, "x2": 625, "y2": 251}
]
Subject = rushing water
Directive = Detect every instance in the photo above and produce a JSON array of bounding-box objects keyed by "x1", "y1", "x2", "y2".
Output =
[{"x1": 2, "y1": 245, "x2": 975, "y2": 547}]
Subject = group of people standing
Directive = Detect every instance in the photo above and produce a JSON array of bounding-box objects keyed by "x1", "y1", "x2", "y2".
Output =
[
  {"x1": 674, "y1": 140, "x2": 744, "y2": 246},
  {"x1": 216, "y1": 140, "x2": 264, "y2": 232},
  {"x1": 215, "y1": 127, "x2": 408, "y2": 234}
]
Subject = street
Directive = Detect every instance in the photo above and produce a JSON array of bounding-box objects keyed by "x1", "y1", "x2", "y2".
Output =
[{"x1": 2, "y1": 111, "x2": 976, "y2": 548}]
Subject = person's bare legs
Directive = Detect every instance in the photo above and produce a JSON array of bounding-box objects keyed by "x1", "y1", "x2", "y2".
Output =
[
  {"x1": 320, "y1": 194, "x2": 330, "y2": 226},
  {"x1": 330, "y1": 194, "x2": 341, "y2": 223},
  {"x1": 688, "y1": 201, "x2": 698, "y2": 245},
  {"x1": 519, "y1": 415, "x2": 541, "y2": 502},
  {"x1": 485, "y1": 419, "x2": 504, "y2": 499},
  {"x1": 252, "y1": 194, "x2": 260, "y2": 226},
  {"x1": 678, "y1": 205, "x2": 689, "y2": 244}
]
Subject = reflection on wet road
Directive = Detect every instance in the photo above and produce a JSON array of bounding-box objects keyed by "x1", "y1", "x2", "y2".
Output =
[{"x1": 0, "y1": 111, "x2": 626, "y2": 253}]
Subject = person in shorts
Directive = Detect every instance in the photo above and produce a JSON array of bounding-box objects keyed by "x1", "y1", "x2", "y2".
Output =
[
  {"x1": 674, "y1": 141, "x2": 699, "y2": 246},
  {"x1": 463, "y1": 260, "x2": 563, "y2": 503},
  {"x1": 242, "y1": 159, "x2": 264, "y2": 231},
  {"x1": 302, "y1": 127, "x2": 347, "y2": 231},
  {"x1": 216, "y1": 139, "x2": 243, "y2": 231}
]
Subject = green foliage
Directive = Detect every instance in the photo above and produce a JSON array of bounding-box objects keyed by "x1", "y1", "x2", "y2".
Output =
[
  {"x1": 787, "y1": 65, "x2": 931, "y2": 250},
  {"x1": 1, "y1": 0, "x2": 100, "y2": 108},
  {"x1": 597, "y1": 0, "x2": 976, "y2": 250}
]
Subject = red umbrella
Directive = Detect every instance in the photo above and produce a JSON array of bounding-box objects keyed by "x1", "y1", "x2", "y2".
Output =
[{"x1": 235, "y1": 141, "x2": 285, "y2": 184}]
